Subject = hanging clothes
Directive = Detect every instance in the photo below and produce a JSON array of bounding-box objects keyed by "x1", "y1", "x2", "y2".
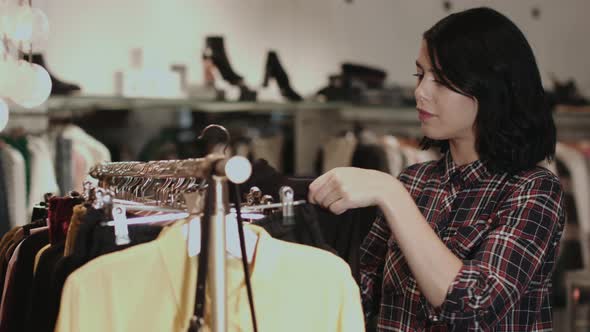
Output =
[
  {"x1": 251, "y1": 134, "x2": 284, "y2": 172},
  {"x1": 0, "y1": 153, "x2": 11, "y2": 237},
  {"x1": 252, "y1": 204, "x2": 335, "y2": 254},
  {"x1": 1, "y1": 135, "x2": 32, "y2": 203},
  {"x1": 54, "y1": 222, "x2": 364, "y2": 332},
  {"x1": 321, "y1": 132, "x2": 357, "y2": 173},
  {"x1": 27, "y1": 136, "x2": 60, "y2": 211},
  {"x1": 1, "y1": 144, "x2": 27, "y2": 228},
  {"x1": 241, "y1": 158, "x2": 378, "y2": 282},
  {"x1": 0, "y1": 226, "x2": 49, "y2": 332},
  {"x1": 29, "y1": 206, "x2": 163, "y2": 332}
]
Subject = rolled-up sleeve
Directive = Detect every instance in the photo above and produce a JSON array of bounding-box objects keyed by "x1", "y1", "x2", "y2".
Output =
[
  {"x1": 439, "y1": 175, "x2": 565, "y2": 330},
  {"x1": 360, "y1": 213, "x2": 391, "y2": 321}
]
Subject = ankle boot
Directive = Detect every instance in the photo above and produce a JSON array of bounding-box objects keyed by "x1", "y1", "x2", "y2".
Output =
[
  {"x1": 205, "y1": 36, "x2": 243, "y2": 85},
  {"x1": 262, "y1": 51, "x2": 302, "y2": 102},
  {"x1": 29, "y1": 53, "x2": 81, "y2": 95}
]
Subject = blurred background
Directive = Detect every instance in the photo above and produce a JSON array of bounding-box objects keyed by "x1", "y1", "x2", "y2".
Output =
[{"x1": 0, "y1": 1, "x2": 589, "y2": 331}]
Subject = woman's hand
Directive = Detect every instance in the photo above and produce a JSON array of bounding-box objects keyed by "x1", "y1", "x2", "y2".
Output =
[{"x1": 308, "y1": 167, "x2": 397, "y2": 215}]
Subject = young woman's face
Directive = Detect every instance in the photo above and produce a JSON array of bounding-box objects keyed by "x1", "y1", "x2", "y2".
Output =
[{"x1": 414, "y1": 40, "x2": 478, "y2": 142}]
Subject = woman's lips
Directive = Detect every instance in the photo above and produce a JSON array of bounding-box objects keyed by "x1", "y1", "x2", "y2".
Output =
[{"x1": 417, "y1": 108, "x2": 435, "y2": 121}]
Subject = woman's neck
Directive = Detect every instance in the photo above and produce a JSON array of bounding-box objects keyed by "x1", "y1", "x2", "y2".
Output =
[{"x1": 449, "y1": 138, "x2": 478, "y2": 166}]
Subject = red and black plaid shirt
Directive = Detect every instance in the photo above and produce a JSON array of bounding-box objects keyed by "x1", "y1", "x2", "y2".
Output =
[{"x1": 360, "y1": 152, "x2": 565, "y2": 331}]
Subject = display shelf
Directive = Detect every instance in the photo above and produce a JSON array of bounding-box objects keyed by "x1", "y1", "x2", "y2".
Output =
[
  {"x1": 6, "y1": 94, "x2": 590, "y2": 175},
  {"x1": 7, "y1": 95, "x2": 346, "y2": 114}
]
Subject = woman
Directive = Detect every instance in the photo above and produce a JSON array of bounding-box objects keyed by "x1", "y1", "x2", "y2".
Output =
[{"x1": 309, "y1": 7, "x2": 565, "y2": 331}]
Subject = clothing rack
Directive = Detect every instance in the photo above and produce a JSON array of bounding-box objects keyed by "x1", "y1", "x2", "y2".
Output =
[{"x1": 90, "y1": 154, "x2": 250, "y2": 332}]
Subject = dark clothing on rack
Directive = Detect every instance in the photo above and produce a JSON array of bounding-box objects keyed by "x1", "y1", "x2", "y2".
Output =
[
  {"x1": 38, "y1": 207, "x2": 163, "y2": 332},
  {"x1": 24, "y1": 243, "x2": 64, "y2": 332},
  {"x1": 253, "y1": 204, "x2": 335, "y2": 254},
  {"x1": 351, "y1": 144, "x2": 389, "y2": 173},
  {"x1": 0, "y1": 220, "x2": 45, "y2": 299},
  {"x1": 314, "y1": 141, "x2": 389, "y2": 176},
  {"x1": 0, "y1": 228, "x2": 23, "y2": 298},
  {"x1": 0, "y1": 228, "x2": 49, "y2": 332},
  {"x1": 314, "y1": 206, "x2": 378, "y2": 283},
  {"x1": 243, "y1": 159, "x2": 377, "y2": 283},
  {"x1": 241, "y1": 159, "x2": 310, "y2": 201},
  {"x1": 0, "y1": 154, "x2": 11, "y2": 237},
  {"x1": 47, "y1": 197, "x2": 84, "y2": 245}
]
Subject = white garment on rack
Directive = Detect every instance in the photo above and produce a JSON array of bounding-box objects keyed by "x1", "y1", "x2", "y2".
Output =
[
  {"x1": 415, "y1": 149, "x2": 439, "y2": 164},
  {"x1": 62, "y1": 124, "x2": 111, "y2": 164},
  {"x1": 184, "y1": 214, "x2": 258, "y2": 262},
  {"x1": 251, "y1": 135, "x2": 284, "y2": 172},
  {"x1": 322, "y1": 132, "x2": 357, "y2": 173},
  {"x1": 61, "y1": 125, "x2": 111, "y2": 191},
  {"x1": 1, "y1": 145, "x2": 27, "y2": 227},
  {"x1": 400, "y1": 145, "x2": 420, "y2": 168},
  {"x1": 27, "y1": 136, "x2": 60, "y2": 209},
  {"x1": 555, "y1": 142, "x2": 590, "y2": 268},
  {"x1": 380, "y1": 135, "x2": 405, "y2": 176}
]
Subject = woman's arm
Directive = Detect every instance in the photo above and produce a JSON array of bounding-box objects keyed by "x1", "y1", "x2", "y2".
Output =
[
  {"x1": 309, "y1": 167, "x2": 461, "y2": 305},
  {"x1": 377, "y1": 180, "x2": 463, "y2": 307}
]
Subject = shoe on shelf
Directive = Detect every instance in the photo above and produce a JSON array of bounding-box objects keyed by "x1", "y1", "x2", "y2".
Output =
[
  {"x1": 204, "y1": 36, "x2": 244, "y2": 86},
  {"x1": 203, "y1": 36, "x2": 257, "y2": 101},
  {"x1": 262, "y1": 51, "x2": 302, "y2": 102},
  {"x1": 29, "y1": 53, "x2": 81, "y2": 96}
]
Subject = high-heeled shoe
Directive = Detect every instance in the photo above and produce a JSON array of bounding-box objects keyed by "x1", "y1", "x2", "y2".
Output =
[
  {"x1": 29, "y1": 53, "x2": 81, "y2": 95},
  {"x1": 262, "y1": 51, "x2": 302, "y2": 102},
  {"x1": 204, "y1": 36, "x2": 243, "y2": 86},
  {"x1": 204, "y1": 36, "x2": 256, "y2": 101}
]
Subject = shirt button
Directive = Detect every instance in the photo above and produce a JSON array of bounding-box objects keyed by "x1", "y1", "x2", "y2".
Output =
[
  {"x1": 487, "y1": 218, "x2": 493, "y2": 225},
  {"x1": 431, "y1": 316, "x2": 440, "y2": 322}
]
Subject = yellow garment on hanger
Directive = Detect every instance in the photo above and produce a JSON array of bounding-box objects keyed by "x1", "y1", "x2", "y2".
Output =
[
  {"x1": 55, "y1": 221, "x2": 364, "y2": 332},
  {"x1": 33, "y1": 243, "x2": 51, "y2": 274},
  {"x1": 64, "y1": 204, "x2": 87, "y2": 256}
]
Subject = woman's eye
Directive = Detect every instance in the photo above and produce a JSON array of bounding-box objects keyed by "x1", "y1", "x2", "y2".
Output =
[{"x1": 413, "y1": 73, "x2": 424, "y2": 80}]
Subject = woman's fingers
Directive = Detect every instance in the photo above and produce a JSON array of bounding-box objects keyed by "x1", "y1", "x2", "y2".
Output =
[
  {"x1": 328, "y1": 198, "x2": 349, "y2": 215},
  {"x1": 309, "y1": 171, "x2": 336, "y2": 204},
  {"x1": 311, "y1": 177, "x2": 339, "y2": 206},
  {"x1": 318, "y1": 188, "x2": 342, "y2": 209}
]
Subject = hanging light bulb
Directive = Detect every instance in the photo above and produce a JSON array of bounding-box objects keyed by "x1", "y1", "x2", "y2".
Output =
[
  {"x1": 19, "y1": 7, "x2": 49, "y2": 52},
  {"x1": 0, "y1": 56, "x2": 26, "y2": 99},
  {"x1": 0, "y1": 56, "x2": 16, "y2": 96},
  {"x1": 6, "y1": 59, "x2": 35, "y2": 104},
  {"x1": 10, "y1": 5, "x2": 33, "y2": 43},
  {"x1": 0, "y1": 2, "x2": 18, "y2": 38},
  {"x1": 19, "y1": 63, "x2": 51, "y2": 108},
  {"x1": 10, "y1": 62, "x2": 51, "y2": 108},
  {"x1": 1, "y1": 3, "x2": 33, "y2": 44},
  {"x1": 0, "y1": 98, "x2": 9, "y2": 132}
]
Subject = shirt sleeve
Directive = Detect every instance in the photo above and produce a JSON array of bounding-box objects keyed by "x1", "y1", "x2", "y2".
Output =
[
  {"x1": 439, "y1": 174, "x2": 565, "y2": 330},
  {"x1": 359, "y1": 213, "x2": 391, "y2": 322}
]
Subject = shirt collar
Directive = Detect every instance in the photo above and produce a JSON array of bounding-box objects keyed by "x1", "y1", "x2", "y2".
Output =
[
  {"x1": 439, "y1": 151, "x2": 491, "y2": 187},
  {"x1": 158, "y1": 220, "x2": 276, "y2": 313}
]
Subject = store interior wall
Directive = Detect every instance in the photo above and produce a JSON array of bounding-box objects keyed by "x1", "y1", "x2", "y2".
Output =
[{"x1": 33, "y1": 0, "x2": 590, "y2": 97}]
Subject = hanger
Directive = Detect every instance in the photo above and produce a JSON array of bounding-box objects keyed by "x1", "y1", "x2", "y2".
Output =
[
  {"x1": 92, "y1": 185, "x2": 259, "y2": 262},
  {"x1": 232, "y1": 185, "x2": 305, "y2": 225}
]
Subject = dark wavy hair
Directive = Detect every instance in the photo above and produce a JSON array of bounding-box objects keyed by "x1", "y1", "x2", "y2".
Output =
[{"x1": 420, "y1": 7, "x2": 556, "y2": 174}]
